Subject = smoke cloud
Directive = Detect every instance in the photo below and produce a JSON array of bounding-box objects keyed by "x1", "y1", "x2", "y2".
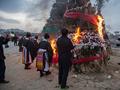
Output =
[
  {"x1": 95, "y1": 0, "x2": 110, "y2": 11},
  {"x1": 24, "y1": 0, "x2": 54, "y2": 32}
]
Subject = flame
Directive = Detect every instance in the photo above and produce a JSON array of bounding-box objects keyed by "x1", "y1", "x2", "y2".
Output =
[
  {"x1": 72, "y1": 27, "x2": 81, "y2": 44},
  {"x1": 97, "y1": 15, "x2": 104, "y2": 41},
  {"x1": 50, "y1": 39, "x2": 57, "y2": 55}
]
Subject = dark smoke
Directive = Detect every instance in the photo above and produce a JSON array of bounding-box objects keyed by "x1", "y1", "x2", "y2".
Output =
[
  {"x1": 27, "y1": 0, "x2": 53, "y2": 19},
  {"x1": 37, "y1": 0, "x2": 51, "y2": 10},
  {"x1": 96, "y1": 0, "x2": 110, "y2": 11},
  {"x1": 24, "y1": 0, "x2": 54, "y2": 32}
]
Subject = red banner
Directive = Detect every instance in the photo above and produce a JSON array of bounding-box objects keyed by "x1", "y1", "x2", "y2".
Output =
[
  {"x1": 52, "y1": 54, "x2": 103, "y2": 64},
  {"x1": 52, "y1": 51, "x2": 108, "y2": 64},
  {"x1": 64, "y1": 11, "x2": 98, "y2": 26},
  {"x1": 72, "y1": 55, "x2": 103, "y2": 64},
  {"x1": 52, "y1": 54, "x2": 58, "y2": 64}
]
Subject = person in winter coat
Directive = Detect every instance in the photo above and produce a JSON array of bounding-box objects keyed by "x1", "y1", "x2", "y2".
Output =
[
  {"x1": 38, "y1": 33, "x2": 53, "y2": 77},
  {"x1": 57, "y1": 28, "x2": 74, "y2": 89},
  {"x1": 0, "y1": 36, "x2": 9, "y2": 84}
]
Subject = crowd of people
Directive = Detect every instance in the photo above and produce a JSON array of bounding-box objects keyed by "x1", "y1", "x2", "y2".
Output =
[{"x1": 0, "y1": 28, "x2": 74, "y2": 89}]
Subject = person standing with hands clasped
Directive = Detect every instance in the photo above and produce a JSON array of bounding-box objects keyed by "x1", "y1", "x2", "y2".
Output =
[{"x1": 57, "y1": 28, "x2": 74, "y2": 89}]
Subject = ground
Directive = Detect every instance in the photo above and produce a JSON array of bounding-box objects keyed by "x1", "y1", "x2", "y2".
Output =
[{"x1": 0, "y1": 42, "x2": 120, "y2": 90}]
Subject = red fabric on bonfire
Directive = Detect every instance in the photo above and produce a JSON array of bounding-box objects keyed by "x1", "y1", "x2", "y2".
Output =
[
  {"x1": 52, "y1": 54, "x2": 103, "y2": 64},
  {"x1": 52, "y1": 54, "x2": 58, "y2": 64},
  {"x1": 72, "y1": 55, "x2": 103, "y2": 64},
  {"x1": 64, "y1": 11, "x2": 98, "y2": 26}
]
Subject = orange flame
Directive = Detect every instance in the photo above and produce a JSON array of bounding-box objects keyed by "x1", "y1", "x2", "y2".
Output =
[
  {"x1": 97, "y1": 15, "x2": 104, "y2": 41},
  {"x1": 50, "y1": 39, "x2": 57, "y2": 55},
  {"x1": 72, "y1": 27, "x2": 81, "y2": 44}
]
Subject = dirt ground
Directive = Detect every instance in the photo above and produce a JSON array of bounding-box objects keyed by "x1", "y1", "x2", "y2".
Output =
[{"x1": 0, "y1": 42, "x2": 120, "y2": 90}]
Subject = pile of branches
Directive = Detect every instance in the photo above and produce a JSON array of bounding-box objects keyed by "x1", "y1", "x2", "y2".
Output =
[{"x1": 71, "y1": 31, "x2": 110, "y2": 73}]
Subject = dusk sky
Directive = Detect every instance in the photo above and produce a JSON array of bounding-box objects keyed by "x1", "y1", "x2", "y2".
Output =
[{"x1": 0, "y1": 0, "x2": 119, "y2": 33}]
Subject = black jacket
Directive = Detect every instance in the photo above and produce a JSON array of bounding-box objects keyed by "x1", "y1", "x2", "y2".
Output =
[
  {"x1": 0, "y1": 36, "x2": 6, "y2": 60},
  {"x1": 57, "y1": 35, "x2": 74, "y2": 65},
  {"x1": 18, "y1": 37, "x2": 24, "y2": 46},
  {"x1": 32, "y1": 39, "x2": 39, "y2": 58},
  {"x1": 57, "y1": 36, "x2": 74, "y2": 56},
  {"x1": 23, "y1": 38, "x2": 35, "y2": 61},
  {"x1": 39, "y1": 40, "x2": 53, "y2": 65}
]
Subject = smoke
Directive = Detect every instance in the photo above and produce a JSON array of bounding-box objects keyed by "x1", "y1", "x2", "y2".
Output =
[
  {"x1": 96, "y1": 0, "x2": 110, "y2": 11},
  {"x1": 24, "y1": 0, "x2": 54, "y2": 32},
  {"x1": 36, "y1": 0, "x2": 51, "y2": 10},
  {"x1": 27, "y1": 0, "x2": 53, "y2": 19}
]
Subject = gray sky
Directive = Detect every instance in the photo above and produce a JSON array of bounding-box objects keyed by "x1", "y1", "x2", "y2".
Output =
[
  {"x1": 0, "y1": 0, "x2": 55, "y2": 32},
  {"x1": 102, "y1": 0, "x2": 120, "y2": 32},
  {"x1": 0, "y1": 0, "x2": 119, "y2": 33}
]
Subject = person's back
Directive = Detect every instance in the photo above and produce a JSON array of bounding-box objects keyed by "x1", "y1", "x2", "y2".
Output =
[
  {"x1": 4, "y1": 35, "x2": 10, "y2": 48},
  {"x1": 57, "y1": 28, "x2": 74, "y2": 89},
  {"x1": 38, "y1": 33, "x2": 53, "y2": 77},
  {"x1": 57, "y1": 36, "x2": 73, "y2": 55},
  {"x1": 22, "y1": 32, "x2": 34, "y2": 69},
  {"x1": 39, "y1": 41, "x2": 50, "y2": 51},
  {"x1": 39, "y1": 39, "x2": 53, "y2": 65},
  {"x1": 23, "y1": 38, "x2": 35, "y2": 60},
  {"x1": 18, "y1": 37, "x2": 24, "y2": 52},
  {"x1": 18, "y1": 37, "x2": 24, "y2": 46},
  {"x1": 15, "y1": 36, "x2": 18, "y2": 41},
  {"x1": 23, "y1": 38, "x2": 31, "y2": 49},
  {"x1": 32, "y1": 36, "x2": 39, "y2": 58}
]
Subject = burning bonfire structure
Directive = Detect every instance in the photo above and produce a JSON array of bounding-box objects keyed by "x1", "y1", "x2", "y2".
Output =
[{"x1": 42, "y1": 0, "x2": 111, "y2": 72}]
